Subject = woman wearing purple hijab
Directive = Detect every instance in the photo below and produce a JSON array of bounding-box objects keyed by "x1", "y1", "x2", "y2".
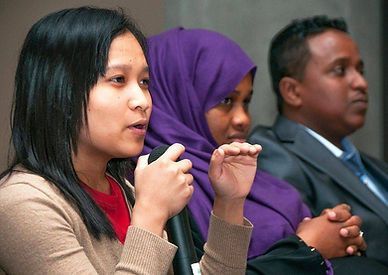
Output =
[{"x1": 143, "y1": 27, "x2": 372, "y2": 274}]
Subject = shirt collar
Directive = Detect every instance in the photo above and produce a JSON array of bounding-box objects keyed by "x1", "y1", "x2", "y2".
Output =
[{"x1": 303, "y1": 127, "x2": 344, "y2": 157}]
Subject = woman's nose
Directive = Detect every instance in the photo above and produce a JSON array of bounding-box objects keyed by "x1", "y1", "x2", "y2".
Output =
[
  {"x1": 127, "y1": 84, "x2": 150, "y2": 112},
  {"x1": 232, "y1": 106, "x2": 251, "y2": 130}
]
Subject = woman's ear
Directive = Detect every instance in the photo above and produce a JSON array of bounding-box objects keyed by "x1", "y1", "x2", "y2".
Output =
[{"x1": 279, "y1": 77, "x2": 302, "y2": 108}]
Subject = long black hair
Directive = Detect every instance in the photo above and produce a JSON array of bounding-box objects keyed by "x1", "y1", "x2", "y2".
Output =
[{"x1": 1, "y1": 6, "x2": 147, "y2": 240}]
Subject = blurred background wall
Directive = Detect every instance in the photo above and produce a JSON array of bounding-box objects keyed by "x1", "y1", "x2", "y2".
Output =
[
  {"x1": 0, "y1": 0, "x2": 386, "y2": 171},
  {"x1": 165, "y1": 0, "x2": 385, "y2": 161}
]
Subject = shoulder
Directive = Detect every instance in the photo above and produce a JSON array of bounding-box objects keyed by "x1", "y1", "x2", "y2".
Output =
[
  {"x1": 249, "y1": 124, "x2": 276, "y2": 141},
  {"x1": 249, "y1": 125, "x2": 309, "y2": 186},
  {"x1": 0, "y1": 170, "x2": 75, "y2": 223},
  {"x1": 249, "y1": 124, "x2": 283, "y2": 151},
  {"x1": 0, "y1": 170, "x2": 63, "y2": 203},
  {"x1": 248, "y1": 124, "x2": 293, "y2": 160},
  {"x1": 1, "y1": 169, "x2": 54, "y2": 193}
]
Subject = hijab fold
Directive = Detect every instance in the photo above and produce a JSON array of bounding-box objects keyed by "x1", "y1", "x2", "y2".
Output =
[{"x1": 144, "y1": 27, "x2": 310, "y2": 259}]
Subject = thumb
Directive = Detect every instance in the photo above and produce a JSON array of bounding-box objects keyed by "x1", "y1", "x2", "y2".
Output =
[{"x1": 136, "y1": 154, "x2": 149, "y2": 170}]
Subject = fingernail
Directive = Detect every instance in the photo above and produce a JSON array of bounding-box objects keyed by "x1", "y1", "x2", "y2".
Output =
[
  {"x1": 328, "y1": 211, "x2": 336, "y2": 218},
  {"x1": 347, "y1": 247, "x2": 354, "y2": 254},
  {"x1": 340, "y1": 228, "x2": 348, "y2": 237}
]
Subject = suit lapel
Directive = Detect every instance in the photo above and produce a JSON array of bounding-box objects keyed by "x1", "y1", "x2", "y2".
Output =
[
  {"x1": 273, "y1": 116, "x2": 388, "y2": 225},
  {"x1": 362, "y1": 154, "x2": 388, "y2": 188}
]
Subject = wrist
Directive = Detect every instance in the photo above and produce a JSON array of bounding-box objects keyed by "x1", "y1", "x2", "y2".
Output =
[
  {"x1": 296, "y1": 233, "x2": 325, "y2": 258},
  {"x1": 131, "y1": 202, "x2": 168, "y2": 237},
  {"x1": 296, "y1": 232, "x2": 315, "y2": 248},
  {"x1": 213, "y1": 196, "x2": 245, "y2": 225}
]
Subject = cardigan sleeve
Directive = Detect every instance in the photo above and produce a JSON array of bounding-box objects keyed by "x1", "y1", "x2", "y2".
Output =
[
  {"x1": 116, "y1": 226, "x2": 177, "y2": 274},
  {"x1": 199, "y1": 213, "x2": 253, "y2": 275}
]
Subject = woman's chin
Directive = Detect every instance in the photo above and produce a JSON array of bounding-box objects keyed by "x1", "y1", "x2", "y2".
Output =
[{"x1": 115, "y1": 143, "x2": 145, "y2": 159}]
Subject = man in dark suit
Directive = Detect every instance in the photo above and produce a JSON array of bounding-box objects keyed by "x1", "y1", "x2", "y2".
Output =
[{"x1": 249, "y1": 15, "x2": 388, "y2": 267}]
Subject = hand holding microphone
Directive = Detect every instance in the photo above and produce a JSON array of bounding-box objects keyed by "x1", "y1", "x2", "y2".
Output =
[
  {"x1": 148, "y1": 144, "x2": 199, "y2": 275},
  {"x1": 131, "y1": 143, "x2": 194, "y2": 238}
]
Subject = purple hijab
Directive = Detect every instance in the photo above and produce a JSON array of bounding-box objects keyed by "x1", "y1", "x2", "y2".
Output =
[{"x1": 143, "y1": 27, "x2": 310, "y2": 259}]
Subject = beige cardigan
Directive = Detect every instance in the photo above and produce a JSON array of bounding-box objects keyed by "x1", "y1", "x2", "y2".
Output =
[{"x1": 0, "y1": 170, "x2": 252, "y2": 274}]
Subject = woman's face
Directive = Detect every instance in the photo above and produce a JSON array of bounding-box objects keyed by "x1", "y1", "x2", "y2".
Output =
[
  {"x1": 77, "y1": 31, "x2": 151, "y2": 161},
  {"x1": 205, "y1": 73, "x2": 253, "y2": 145}
]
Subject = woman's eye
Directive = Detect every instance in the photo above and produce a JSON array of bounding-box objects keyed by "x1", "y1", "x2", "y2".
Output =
[
  {"x1": 243, "y1": 98, "x2": 251, "y2": 108},
  {"x1": 111, "y1": 76, "x2": 125, "y2": 84},
  {"x1": 220, "y1": 98, "x2": 233, "y2": 105},
  {"x1": 140, "y1": 78, "x2": 150, "y2": 88}
]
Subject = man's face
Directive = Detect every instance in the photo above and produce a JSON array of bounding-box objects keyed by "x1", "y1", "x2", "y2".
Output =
[{"x1": 297, "y1": 29, "x2": 368, "y2": 143}]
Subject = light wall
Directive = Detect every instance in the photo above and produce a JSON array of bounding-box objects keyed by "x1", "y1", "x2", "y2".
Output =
[{"x1": 165, "y1": 0, "x2": 384, "y2": 160}]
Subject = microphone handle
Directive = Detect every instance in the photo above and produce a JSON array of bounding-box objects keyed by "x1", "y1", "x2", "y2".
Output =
[
  {"x1": 166, "y1": 207, "x2": 199, "y2": 275},
  {"x1": 147, "y1": 144, "x2": 200, "y2": 274}
]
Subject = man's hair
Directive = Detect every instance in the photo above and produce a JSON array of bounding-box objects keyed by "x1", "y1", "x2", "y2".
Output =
[
  {"x1": 2, "y1": 6, "x2": 146, "y2": 240},
  {"x1": 269, "y1": 15, "x2": 348, "y2": 113}
]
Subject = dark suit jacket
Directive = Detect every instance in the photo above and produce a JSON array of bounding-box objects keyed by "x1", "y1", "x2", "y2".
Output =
[{"x1": 249, "y1": 115, "x2": 388, "y2": 267}]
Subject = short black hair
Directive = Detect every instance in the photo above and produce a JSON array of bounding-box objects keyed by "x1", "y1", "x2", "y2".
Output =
[
  {"x1": 2, "y1": 6, "x2": 146, "y2": 240},
  {"x1": 269, "y1": 15, "x2": 348, "y2": 113}
]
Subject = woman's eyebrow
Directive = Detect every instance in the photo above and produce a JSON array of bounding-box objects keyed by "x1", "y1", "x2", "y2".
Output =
[{"x1": 106, "y1": 64, "x2": 149, "y2": 74}]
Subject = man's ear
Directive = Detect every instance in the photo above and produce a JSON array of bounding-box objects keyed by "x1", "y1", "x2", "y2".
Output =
[{"x1": 279, "y1": 77, "x2": 302, "y2": 108}]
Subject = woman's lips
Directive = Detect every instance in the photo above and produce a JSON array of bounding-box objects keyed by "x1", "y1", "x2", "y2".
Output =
[
  {"x1": 227, "y1": 134, "x2": 247, "y2": 143},
  {"x1": 128, "y1": 123, "x2": 147, "y2": 136}
]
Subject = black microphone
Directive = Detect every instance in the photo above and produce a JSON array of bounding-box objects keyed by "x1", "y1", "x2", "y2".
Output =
[{"x1": 148, "y1": 145, "x2": 199, "y2": 275}]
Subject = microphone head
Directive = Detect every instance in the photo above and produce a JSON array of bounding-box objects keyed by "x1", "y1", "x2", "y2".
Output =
[{"x1": 148, "y1": 144, "x2": 170, "y2": 164}]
